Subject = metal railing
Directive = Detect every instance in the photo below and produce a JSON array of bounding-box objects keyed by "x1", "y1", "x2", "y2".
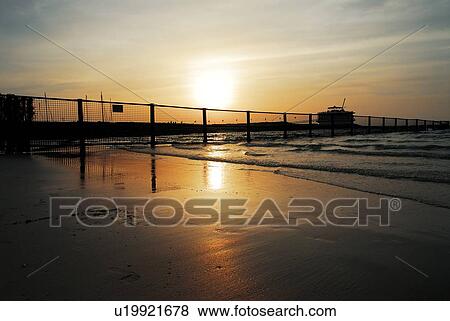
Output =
[{"x1": 1, "y1": 93, "x2": 449, "y2": 148}]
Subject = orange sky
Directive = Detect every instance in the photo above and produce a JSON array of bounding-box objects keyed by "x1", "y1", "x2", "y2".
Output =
[{"x1": 0, "y1": 0, "x2": 449, "y2": 119}]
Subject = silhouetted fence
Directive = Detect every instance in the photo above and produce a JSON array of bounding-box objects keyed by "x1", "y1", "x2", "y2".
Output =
[{"x1": 1, "y1": 93, "x2": 449, "y2": 151}]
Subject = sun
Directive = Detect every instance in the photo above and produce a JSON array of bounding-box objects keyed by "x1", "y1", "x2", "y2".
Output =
[{"x1": 194, "y1": 69, "x2": 234, "y2": 108}]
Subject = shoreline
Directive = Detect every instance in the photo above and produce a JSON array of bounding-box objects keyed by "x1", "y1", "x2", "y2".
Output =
[
  {"x1": 126, "y1": 145, "x2": 450, "y2": 210},
  {"x1": 0, "y1": 148, "x2": 449, "y2": 300}
]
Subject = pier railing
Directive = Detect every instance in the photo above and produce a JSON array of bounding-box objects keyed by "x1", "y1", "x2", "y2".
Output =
[{"x1": 1, "y1": 93, "x2": 449, "y2": 149}]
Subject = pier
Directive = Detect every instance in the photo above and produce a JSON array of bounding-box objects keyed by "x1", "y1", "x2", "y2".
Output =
[{"x1": 1, "y1": 93, "x2": 449, "y2": 151}]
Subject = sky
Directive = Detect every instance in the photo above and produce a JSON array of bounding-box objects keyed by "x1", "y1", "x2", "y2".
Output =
[{"x1": 0, "y1": 0, "x2": 449, "y2": 119}]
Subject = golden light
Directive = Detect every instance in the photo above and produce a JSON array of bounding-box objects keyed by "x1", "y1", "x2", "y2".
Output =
[
  {"x1": 207, "y1": 161, "x2": 224, "y2": 190},
  {"x1": 194, "y1": 69, "x2": 234, "y2": 108}
]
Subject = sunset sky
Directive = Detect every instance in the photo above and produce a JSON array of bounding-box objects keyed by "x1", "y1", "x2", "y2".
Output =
[{"x1": 0, "y1": 0, "x2": 449, "y2": 119}]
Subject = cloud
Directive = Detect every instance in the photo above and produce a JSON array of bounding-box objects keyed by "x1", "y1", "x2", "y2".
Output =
[{"x1": 0, "y1": 0, "x2": 449, "y2": 117}]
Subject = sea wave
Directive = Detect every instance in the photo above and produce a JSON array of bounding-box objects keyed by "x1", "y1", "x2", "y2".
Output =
[
  {"x1": 295, "y1": 148, "x2": 450, "y2": 160},
  {"x1": 126, "y1": 145, "x2": 450, "y2": 184},
  {"x1": 274, "y1": 168, "x2": 450, "y2": 209},
  {"x1": 125, "y1": 129, "x2": 450, "y2": 208}
]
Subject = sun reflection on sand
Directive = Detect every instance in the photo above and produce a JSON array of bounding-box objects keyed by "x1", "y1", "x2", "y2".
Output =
[
  {"x1": 204, "y1": 146, "x2": 228, "y2": 190},
  {"x1": 207, "y1": 162, "x2": 224, "y2": 190}
]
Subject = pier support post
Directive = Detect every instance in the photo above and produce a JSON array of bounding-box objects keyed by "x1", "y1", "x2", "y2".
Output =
[
  {"x1": 367, "y1": 116, "x2": 371, "y2": 134},
  {"x1": 308, "y1": 114, "x2": 313, "y2": 137},
  {"x1": 415, "y1": 119, "x2": 419, "y2": 131},
  {"x1": 432, "y1": 121, "x2": 435, "y2": 130},
  {"x1": 246, "y1": 111, "x2": 251, "y2": 143},
  {"x1": 77, "y1": 99, "x2": 85, "y2": 164},
  {"x1": 394, "y1": 118, "x2": 398, "y2": 131},
  {"x1": 405, "y1": 119, "x2": 408, "y2": 131},
  {"x1": 202, "y1": 108, "x2": 207, "y2": 144},
  {"x1": 330, "y1": 113, "x2": 335, "y2": 137},
  {"x1": 150, "y1": 103, "x2": 156, "y2": 148},
  {"x1": 283, "y1": 113, "x2": 287, "y2": 139},
  {"x1": 382, "y1": 117, "x2": 386, "y2": 132},
  {"x1": 77, "y1": 99, "x2": 84, "y2": 125},
  {"x1": 77, "y1": 98, "x2": 84, "y2": 142}
]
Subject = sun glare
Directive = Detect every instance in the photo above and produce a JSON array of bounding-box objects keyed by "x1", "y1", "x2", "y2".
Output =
[{"x1": 194, "y1": 69, "x2": 234, "y2": 109}]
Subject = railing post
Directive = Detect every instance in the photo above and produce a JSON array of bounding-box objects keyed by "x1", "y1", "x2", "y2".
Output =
[
  {"x1": 202, "y1": 108, "x2": 207, "y2": 144},
  {"x1": 367, "y1": 116, "x2": 371, "y2": 134},
  {"x1": 77, "y1": 98, "x2": 84, "y2": 124},
  {"x1": 415, "y1": 119, "x2": 419, "y2": 131},
  {"x1": 246, "y1": 111, "x2": 251, "y2": 143},
  {"x1": 77, "y1": 99, "x2": 85, "y2": 157},
  {"x1": 283, "y1": 113, "x2": 287, "y2": 139},
  {"x1": 382, "y1": 117, "x2": 386, "y2": 132},
  {"x1": 150, "y1": 103, "x2": 156, "y2": 148},
  {"x1": 308, "y1": 114, "x2": 312, "y2": 137},
  {"x1": 330, "y1": 113, "x2": 335, "y2": 137}
]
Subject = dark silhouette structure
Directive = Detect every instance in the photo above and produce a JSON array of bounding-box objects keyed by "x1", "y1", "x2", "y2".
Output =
[{"x1": 0, "y1": 93, "x2": 449, "y2": 152}]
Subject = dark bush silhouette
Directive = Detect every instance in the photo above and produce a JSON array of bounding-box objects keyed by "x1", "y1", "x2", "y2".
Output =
[
  {"x1": 0, "y1": 94, "x2": 34, "y2": 123},
  {"x1": 0, "y1": 94, "x2": 34, "y2": 152}
]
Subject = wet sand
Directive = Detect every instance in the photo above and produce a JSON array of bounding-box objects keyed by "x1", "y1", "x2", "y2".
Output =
[{"x1": 0, "y1": 148, "x2": 449, "y2": 300}]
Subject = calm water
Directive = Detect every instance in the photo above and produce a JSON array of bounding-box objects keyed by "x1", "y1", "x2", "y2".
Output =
[{"x1": 129, "y1": 129, "x2": 450, "y2": 208}]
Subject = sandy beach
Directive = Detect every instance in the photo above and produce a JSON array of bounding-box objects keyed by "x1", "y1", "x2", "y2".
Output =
[{"x1": 0, "y1": 147, "x2": 449, "y2": 300}]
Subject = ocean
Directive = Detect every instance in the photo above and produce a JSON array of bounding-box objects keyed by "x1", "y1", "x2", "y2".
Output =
[{"x1": 127, "y1": 129, "x2": 450, "y2": 209}]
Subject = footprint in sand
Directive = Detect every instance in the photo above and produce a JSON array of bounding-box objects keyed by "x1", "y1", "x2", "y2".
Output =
[
  {"x1": 109, "y1": 267, "x2": 140, "y2": 282},
  {"x1": 305, "y1": 236, "x2": 336, "y2": 244},
  {"x1": 215, "y1": 227, "x2": 248, "y2": 234}
]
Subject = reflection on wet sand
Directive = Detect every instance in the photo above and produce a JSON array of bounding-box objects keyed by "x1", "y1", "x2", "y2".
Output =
[
  {"x1": 79, "y1": 139, "x2": 86, "y2": 181},
  {"x1": 3, "y1": 146, "x2": 450, "y2": 299},
  {"x1": 40, "y1": 144, "x2": 158, "y2": 193},
  {"x1": 151, "y1": 157, "x2": 157, "y2": 193},
  {"x1": 207, "y1": 161, "x2": 224, "y2": 190},
  {"x1": 31, "y1": 147, "x2": 258, "y2": 298},
  {"x1": 43, "y1": 144, "x2": 234, "y2": 195}
]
